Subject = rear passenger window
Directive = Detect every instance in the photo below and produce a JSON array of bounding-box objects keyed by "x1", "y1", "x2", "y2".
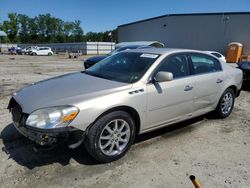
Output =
[
  {"x1": 156, "y1": 54, "x2": 189, "y2": 79},
  {"x1": 190, "y1": 54, "x2": 222, "y2": 74}
]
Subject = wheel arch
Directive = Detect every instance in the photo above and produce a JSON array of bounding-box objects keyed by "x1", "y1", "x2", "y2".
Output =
[
  {"x1": 86, "y1": 105, "x2": 141, "y2": 136},
  {"x1": 227, "y1": 85, "x2": 238, "y2": 96},
  {"x1": 214, "y1": 84, "x2": 238, "y2": 110}
]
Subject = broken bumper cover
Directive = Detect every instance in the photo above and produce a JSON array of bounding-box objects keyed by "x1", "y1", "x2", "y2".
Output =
[
  {"x1": 13, "y1": 122, "x2": 81, "y2": 146},
  {"x1": 9, "y1": 97, "x2": 84, "y2": 148}
]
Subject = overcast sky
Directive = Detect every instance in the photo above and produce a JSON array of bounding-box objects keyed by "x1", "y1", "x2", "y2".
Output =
[{"x1": 0, "y1": 0, "x2": 250, "y2": 32}]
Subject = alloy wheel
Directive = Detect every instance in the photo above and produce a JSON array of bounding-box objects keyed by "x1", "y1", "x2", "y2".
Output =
[
  {"x1": 99, "y1": 119, "x2": 131, "y2": 156},
  {"x1": 221, "y1": 92, "x2": 233, "y2": 115}
]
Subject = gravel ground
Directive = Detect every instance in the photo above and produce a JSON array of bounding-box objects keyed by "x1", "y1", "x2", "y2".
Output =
[{"x1": 0, "y1": 54, "x2": 250, "y2": 188}]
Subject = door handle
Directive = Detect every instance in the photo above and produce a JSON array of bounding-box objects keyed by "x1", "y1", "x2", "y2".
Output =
[
  {"x1": 184, "y1": 85, "x2": 193, "y2": 91},
  {"x1": 216, "y1": 79, "x2": 223, "y2": 83}
]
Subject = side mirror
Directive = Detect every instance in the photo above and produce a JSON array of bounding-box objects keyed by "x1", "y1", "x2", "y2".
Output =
[{"x1": 154, "y1": 71, "x2": 173, "y2": 82}]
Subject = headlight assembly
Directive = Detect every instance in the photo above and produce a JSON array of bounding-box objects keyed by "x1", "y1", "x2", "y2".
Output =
[{"x1": 26, "y1": 106, "x2": 79, "y2": 129}]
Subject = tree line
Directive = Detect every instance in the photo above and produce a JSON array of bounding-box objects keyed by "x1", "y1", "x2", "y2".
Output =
[{"x1": 0, "y1": 13, "x2": 117, "y2": 44}]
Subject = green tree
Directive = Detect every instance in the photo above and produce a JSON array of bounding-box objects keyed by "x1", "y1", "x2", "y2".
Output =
[
  {"x1": 0, "y1": 21, "x2": 10, "y2": 43},
  {"x1": 28, "y1": 17, "x2": 39, "y2": 43},
  {"x1": 73, "y1": 20, "x2": 84, "y2": 42},
  {"x1": 1, "y1": 12, "x2": 116, "y2": 43},
  {"x1": 54, "y1": 18, "x2": 65, "y2": 43},
  {"x1": 37, "y1": 14, "x2": 47, "y2": 42},
  {"x1": 2, "y1": 13, "x2": 19, "y2": 42},
  {"x1": 85, "y1": 29, "x2": 117, "y2": 42},
  {"x1": 63, "y1": 22, "x2": 74, "y2": 42},
  {"x1": 18, "y1": 14, "x2": 29, "y2": 43}
]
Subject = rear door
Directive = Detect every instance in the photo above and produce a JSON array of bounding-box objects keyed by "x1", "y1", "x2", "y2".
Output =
[
  {"x1": 145, "y1": 53, "x2": 195, "y2": 130},
  {"x1": 188, "y1": 53, "x2": 224, "y2": 115}
]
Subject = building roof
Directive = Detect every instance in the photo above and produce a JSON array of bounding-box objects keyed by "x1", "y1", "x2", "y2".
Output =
[
  {"x1": 118, "y1": 12, "x2": 250, "y2": 28},
  {"x1": 0, "y1": 31, "x2": 7, "y2": 37}
]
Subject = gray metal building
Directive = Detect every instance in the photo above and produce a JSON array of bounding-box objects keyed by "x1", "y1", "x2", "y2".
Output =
[{"x1": 118, "y1": 12, "x2": 250, "y2": 55}]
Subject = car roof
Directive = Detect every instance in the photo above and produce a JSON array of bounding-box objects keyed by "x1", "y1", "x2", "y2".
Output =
[
  {"x1": 204, "y1": 51, "x2": 222, "y2": 54},
  {"x1": 126, "y1": 48, "x2": 203, "y2": 55}
]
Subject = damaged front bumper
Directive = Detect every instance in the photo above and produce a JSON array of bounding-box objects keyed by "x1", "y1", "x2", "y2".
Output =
[{"x1": 8, "y1": 97, "x2": 85, "y2": 149}]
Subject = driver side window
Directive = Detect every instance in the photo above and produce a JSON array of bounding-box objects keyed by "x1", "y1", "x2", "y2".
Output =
[{"x1": 156, "y1": 54, "x2": 190, "y2": 79}]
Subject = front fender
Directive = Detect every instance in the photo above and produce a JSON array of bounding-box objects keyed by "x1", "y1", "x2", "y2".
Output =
[{"x1": 69, "y1": 88, "x2": 147, "y2": 132}]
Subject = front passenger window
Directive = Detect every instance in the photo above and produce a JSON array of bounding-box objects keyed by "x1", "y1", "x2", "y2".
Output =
[{"x1": 156, "y1": 54, "x2": 189, "y2": 79}]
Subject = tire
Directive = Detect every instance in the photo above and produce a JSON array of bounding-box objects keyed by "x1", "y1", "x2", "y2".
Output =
[
  {"x1": 32, "y1": 52, "x2": 37, "y2": 56},
  {"x1": 84, "y1": 111, "x2": 136, "y2": 163},
  {"x1": 214, "y1": 88, "x2": 235, "y2": 118},
  {"x1": 48, "y1": 52, "x2": 52, "y2": 56}
]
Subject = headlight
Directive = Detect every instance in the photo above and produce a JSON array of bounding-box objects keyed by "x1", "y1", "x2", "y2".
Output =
[{"x1": 26, "y1": 106, "x2": 79, "y2": 129}]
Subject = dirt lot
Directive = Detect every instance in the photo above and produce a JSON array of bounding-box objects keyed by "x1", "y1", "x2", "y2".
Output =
[{"x1": 0, "y1": 54, "x2": 250, "y2": 188}]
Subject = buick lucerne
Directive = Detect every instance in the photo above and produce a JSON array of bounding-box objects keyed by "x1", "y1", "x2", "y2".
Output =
[{"x1": 8, "y1": 48, "x2": 243, "y2": 162}]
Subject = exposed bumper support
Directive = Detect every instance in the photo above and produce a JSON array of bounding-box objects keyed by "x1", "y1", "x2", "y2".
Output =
[{"x1": 14, "y1": 123, "x2": 84, "y2": 149}]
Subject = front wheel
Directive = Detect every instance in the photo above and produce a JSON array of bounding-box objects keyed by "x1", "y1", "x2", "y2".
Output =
[
  {"x1": 48, "y1": 52, "x2": 52, "y2": 56},
  {"x1": 214, "y1": 88, "x2": 235, "y2": 118},
  {"x1": 84, "y1": 111, "x2": 136, "y2": 163}
]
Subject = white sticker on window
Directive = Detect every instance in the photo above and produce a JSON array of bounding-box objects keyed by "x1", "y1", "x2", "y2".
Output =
[{"x1": 140, "y1": 54, "x2": 159, "y2": 59}]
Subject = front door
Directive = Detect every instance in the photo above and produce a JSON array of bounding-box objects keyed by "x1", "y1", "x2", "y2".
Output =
[{"x1": 145, "y1": 54, "x2": 195, "y2": 131}]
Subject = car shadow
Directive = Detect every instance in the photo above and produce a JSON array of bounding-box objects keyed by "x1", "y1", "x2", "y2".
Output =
[
  {"x1": 0, "y1": 124, "x2": 96, "y2": 169},
  {"x1": 242, "y1": 84, "x2": 250, "y2": 92},
  {"x1": 1, "y1": 115, "x2": 206, "y2": 169},
  {"x1": 135, "y1": 115, "x2": 205, "y2": 143}
]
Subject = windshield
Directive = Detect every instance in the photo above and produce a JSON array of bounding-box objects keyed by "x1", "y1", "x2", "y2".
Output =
[{"x1": 85, "y1": 52, "x2": 159, "y2": 83}]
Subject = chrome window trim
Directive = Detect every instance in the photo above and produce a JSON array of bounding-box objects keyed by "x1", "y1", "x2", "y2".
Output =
[{"x1": 146, "y1": 51, "x2": 224, "y2": 84}]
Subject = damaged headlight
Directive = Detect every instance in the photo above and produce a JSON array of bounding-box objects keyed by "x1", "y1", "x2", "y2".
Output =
[{"x1": 26, "y1": 106, "x2": 79, "y2": 129}]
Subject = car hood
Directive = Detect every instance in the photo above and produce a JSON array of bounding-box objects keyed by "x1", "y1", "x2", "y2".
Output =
[
  {"x1": 85, "y1": 55, "x2": 108, "y2": 63},
  {"x1": 239, "y1": 62, "x2": 250, "y2": 70},
  {"x1": 13, "y1": 72, "x2": 132, "y2": 113}
]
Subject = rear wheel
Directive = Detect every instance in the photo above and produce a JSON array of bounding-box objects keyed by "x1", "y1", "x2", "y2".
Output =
[
  {"x1": 32, "y1": 52, "x2": 37, "y2": 56},
  {"x1": 84, "y1": 111, "x2": 136, "y2": 163},
  {"x1": 214, "y1": 88, "x2": 235, "y2": 118},
  {"x1": 48, "y1": 52, "x2": 52, "y2": 56}
]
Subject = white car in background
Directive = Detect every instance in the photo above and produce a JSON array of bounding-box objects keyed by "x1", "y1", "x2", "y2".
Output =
[
  {"x1": 31, "y1": 47, "x2": 53, "y2": 56},
  {"x1": 205, "y1": 51, "x2": 226, "y2": 62}
]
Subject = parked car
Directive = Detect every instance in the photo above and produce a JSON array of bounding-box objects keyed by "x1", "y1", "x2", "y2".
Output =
[
  {"x1": 8, "y1": 48, "x2": 242, "y2": 162},
  {"x1": 30, "y1": 47, "x2": 53, "y2": 56},
  {"x1": 204, "y1": 51, "x2": 226, "y2": 62},
  {"x1": 237, "y1": 61, "x2": 250, "y2": 84},
  {"x1": 8, "y1": 46, "x2": 18, "y2": 55},
  {"x1": 16, "y1": 47, "x2": 23, "y2": 55},
  {"x1": 83, "y1": 41, "x2": 164, "y2": 69},
  {"x1": 22, "y1": 46, "x2": 38, "y2": 55}
]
